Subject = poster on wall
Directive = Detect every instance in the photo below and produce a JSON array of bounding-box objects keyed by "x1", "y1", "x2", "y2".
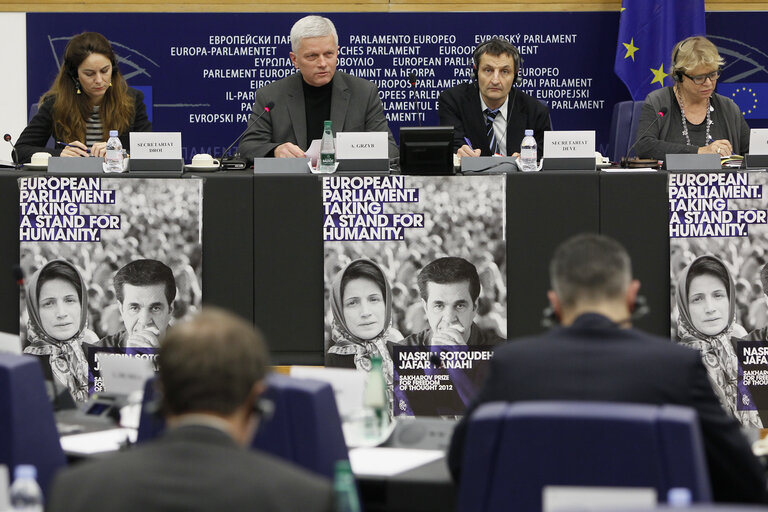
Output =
[
  {"x1": 669, "y1": 171, "x2": 768, "y2": 427},
  {"x1": 323, "y1": 175, "x2": 507, "y2": 417},
  {"x1": 18, "y1": 176, "x2": 202, "y2": 404}
]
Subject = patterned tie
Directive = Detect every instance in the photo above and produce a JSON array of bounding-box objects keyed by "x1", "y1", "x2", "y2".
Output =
[{"x1": 485, "y1": 108, "x2": 500, "y2": 154}]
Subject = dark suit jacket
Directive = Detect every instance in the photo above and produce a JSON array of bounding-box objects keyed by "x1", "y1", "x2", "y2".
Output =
[
  {"x1": 238, "y1": 71, "x2": 398, "y2": 160},
  {"x1": 438, "y1": 82, "x2": 550, "y2": 158},
  {"x1": 448, "y1": 313, "x2": 768, "y2": 504},
  {"x1": 15, "y1": 87, "x2": 151, "y2": 164},
  {"x1": 47, "y1": 424, "x2": 334, "y2": 512}
]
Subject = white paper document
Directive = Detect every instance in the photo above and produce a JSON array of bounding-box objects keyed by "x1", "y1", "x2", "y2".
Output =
[{"x1": 349, "y1": 447, "x2": 443, "y2": 477}]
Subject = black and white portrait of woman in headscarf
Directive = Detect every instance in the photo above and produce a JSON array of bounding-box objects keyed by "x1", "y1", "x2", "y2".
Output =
[
  {"x1": 676, "y1": 254, "x2": 762, "y2": 428},
  {"x1": 326, "y1": 259, "x2": 403, "y2": 413},
  {"x1": 23, "y1": 259, "x2": 98, "y2": 404}
]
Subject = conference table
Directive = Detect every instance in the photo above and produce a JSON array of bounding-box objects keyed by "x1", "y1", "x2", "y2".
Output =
[
  {"x1": 4, "y1": 165, "x2": 677, "y2": 512},
  {"x1": 0, "y1": 168, "x2": 670, "y2": 364}
]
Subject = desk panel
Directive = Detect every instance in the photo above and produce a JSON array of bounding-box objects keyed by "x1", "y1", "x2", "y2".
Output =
[
  {"x1": 253, "y1": 175, "x2": 324, "y2": 364},
  {"x1": 600, "y1": 171, "x2": 669, "y2": 336},
  {"x1": 201, "y1": 173, "x2": 254, "y2": 323},
  {"x1": 0, "y1": 175, "x2": 20, "y2": 334},
  {"x1": 506, "y1": 172, "x2": 601, "y2": 337}
]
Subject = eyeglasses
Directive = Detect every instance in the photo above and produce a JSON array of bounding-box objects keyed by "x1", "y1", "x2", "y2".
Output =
[{"x1": 683, "y1": 70, "x2": 721, "y2": 85}]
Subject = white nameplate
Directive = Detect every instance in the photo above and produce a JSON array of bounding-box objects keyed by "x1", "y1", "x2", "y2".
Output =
[
  {"x1": 97, "y1": 352, "x2": 155, "y2": 395},
  {"x1": 543, "y1": 131, "x2": 595, "y2": 158},
  {"x1": 0, "y1": 331, "x2": 21, "y2": 355},
  {"x1": 543, "y1": 486, "x2": 656, "y2": 512},
  {"x1": 130, "y1": 132, "x2": 182, "y2": 159},
  {"x1": 336, "y1": 132, "x2": 388, "y2": 160},
  {"x1": 749, "y1": 129, "x2": 768, "y2": 155}
]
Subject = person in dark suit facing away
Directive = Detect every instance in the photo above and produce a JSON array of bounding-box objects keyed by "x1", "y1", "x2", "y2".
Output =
[
  {"x1": 47, "y1": 308, "x2": 334, "y2": 512},
  {"x1": 448, "y1": 234, "x2": 768, "y2": 505}
]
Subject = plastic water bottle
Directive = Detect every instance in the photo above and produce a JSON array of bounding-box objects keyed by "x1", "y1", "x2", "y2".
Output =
[
  {"x1": 105, "y1": 130, "x2": 124, "y2": 173},
  {"x1": 0, "y1": 465, "x2": 10, "y2": 511},
  {"x1": 317, "y1": 120, "x2": 336, "y2": 174},
  {"x1": 667, "y1": 487, "x2": 692, "y2": 507},
  {"x1": 520, "y1": 129, "x2": 538, "y2": 172},
  {"x1": 362, "y1": 356, "x2": 388, "y2": 438},
  {"x1": 333, "y1": 460, "x2": 361, "y2": 512},
  {"x1": 9, "y1": 465, "x2": 43, "y2": 512}
]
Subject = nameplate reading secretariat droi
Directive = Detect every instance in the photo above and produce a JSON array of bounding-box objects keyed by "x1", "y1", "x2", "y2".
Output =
[
  {"x1": 336, "y1": 132, "x2": 388, "y2": 160},
  {"x1": 543, "y1": 130, "x2": 595, "y2": 158},
  {"x1": 130, "y1": 132, "x2": 182, "y2": 159}
]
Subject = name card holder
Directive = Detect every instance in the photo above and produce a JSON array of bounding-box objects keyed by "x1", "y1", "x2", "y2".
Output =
[
  {"x1": 540, "y1": 157, "x2": 596, "y2": 172},
  {"x1": 665, "y1": 153, "x2": 721, "y2": 171},
  {"x1": 47, "y1": 157, "x2": 105, "y2": 175},
  {"x1": 336, "y1": 132, "x2": 389, "y2": 174},
  {"x1": 252, "y1": 158, "x2": 312, "y2": 175},
  {"x1": 745, "y1": 154, "x2": 768, "y2": 170},
  {"x1": 336, "y1": 159, "x2": 389, "y2": 174},
  {"x1": 129, "y1": 158, "x2": 184, "y2": 176},
  {"x1": 541, "y1": 130, "x2": 596, "y2": 172}
]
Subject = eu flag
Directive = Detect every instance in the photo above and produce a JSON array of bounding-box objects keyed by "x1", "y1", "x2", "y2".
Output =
[
  {"x1": 614, "y1": 0, "x2": 706, "y2": 101},
  {"x1": 717, "y1": 83, "x2": 768, "y2": 119}
]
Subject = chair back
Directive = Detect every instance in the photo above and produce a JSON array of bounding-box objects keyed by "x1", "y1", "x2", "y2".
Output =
[
  {"x1": 0, "y1": 354, "x2": 66, "y2": 497},
  {"x1": 626, "y1": 100, "x2": 646, "y2": 157},
  {"x1": 458, "y1": 401, "x2": 711, "y2": 512},
  {"x1": 609, "y1": 100, "x2": 635, "y2": 162},
  {"x1": 252, "y1": 373, "x2": 348, "y2": 479}
]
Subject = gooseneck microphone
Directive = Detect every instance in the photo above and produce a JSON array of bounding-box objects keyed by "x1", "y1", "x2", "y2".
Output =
[
  {"x1": 408, "y1": 73, "x2": 422, "y2": 127},
  {"x1": 217, "y1": 101, "x2": 275, "y2": 170},
  {"x1": 4, "y1": 133, "x2": 18, "y2": 164},
  {"x1": 622, "y1": 108, "x2": 668, "y2": 166}
]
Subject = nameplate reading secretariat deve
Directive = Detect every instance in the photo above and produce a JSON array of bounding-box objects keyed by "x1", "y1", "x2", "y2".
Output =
[
  {"x1": 130, "y1": 132, "x2": 182, "y2": 159},
  {"x1": 336, "y1": 132, "x2": 388, "y2": 160},
  {"x1": 543, "y1": 130, "x2": 595, "y2": 159}
]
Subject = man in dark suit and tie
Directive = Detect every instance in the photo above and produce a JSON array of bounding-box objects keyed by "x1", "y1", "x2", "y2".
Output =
[
  {"x1": 48, "y1": 308, "x2": 334, "y2": 512},
  {"x1": 238, "y1": 15, "x2": 397, "y2": 161},
  {"x1": 438, "y1": 37, "x2": 550, "y2": 160},
  {"x1": 448, "y1": 234, "x2": 768, "y2": 504}
]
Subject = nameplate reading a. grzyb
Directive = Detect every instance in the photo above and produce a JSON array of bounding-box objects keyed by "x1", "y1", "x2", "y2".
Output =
[{"x1": 336, "y1": 132, "x2": 388, "y2": 160}]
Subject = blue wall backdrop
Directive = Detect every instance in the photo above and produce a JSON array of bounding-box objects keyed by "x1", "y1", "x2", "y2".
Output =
[{"x1": 25, "y1": 12, "x2": 768, "y2": 162}]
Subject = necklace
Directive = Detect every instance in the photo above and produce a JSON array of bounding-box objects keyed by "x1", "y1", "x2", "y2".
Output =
[{"x1": 676, "y1": 86, "x2": 712, "y2": 146}]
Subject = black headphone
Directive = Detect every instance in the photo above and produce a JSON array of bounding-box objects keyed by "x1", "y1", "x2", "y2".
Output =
[
  {"x1": 672, "y1": 39, "x2": 688, "y2": 82},
  {"x1": 541, "y1": 295, "x2": 650, "y2": 328},
  {"x1": 471, "y1": 37, "x2": 523, "y2": 86}
]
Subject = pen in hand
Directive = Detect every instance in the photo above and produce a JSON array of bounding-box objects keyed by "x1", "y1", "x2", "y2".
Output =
[
  {"x1": 464, "y1": 137, "x2": 473, "y2": 149},
  {"x1": 56, "y1": 141, "x2": 90, "y2": 155}
]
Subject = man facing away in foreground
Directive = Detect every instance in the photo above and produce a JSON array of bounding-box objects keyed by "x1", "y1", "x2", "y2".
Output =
[
  {"x1": 448, "y1": 233, "x2": 768, "y2": 504},
  {"x1": 48, "y1": 308, "x2": 334, "y2": 512}
]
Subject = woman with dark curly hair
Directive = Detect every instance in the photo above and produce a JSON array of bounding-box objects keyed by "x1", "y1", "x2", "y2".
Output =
[{"x1": 15, "y1": 32, "x2": 151, "y2": 163}]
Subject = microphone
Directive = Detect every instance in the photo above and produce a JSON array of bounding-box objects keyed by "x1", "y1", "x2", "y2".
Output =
[
  {"x1": 621, "y1": 108, "x2": 667, "y2": 167},
  {"x1": 217, "y1": 101, "x2": 275, "y2": 170},
  {"x1": 408, "y1": 73, "x2": 422, "y2": 127},
  {"x1": 13, "y1": 264, "x2": 25, "y2": 302},
  {"x1": 4, "y1": 133, "x2": 18, "y2": 164}
]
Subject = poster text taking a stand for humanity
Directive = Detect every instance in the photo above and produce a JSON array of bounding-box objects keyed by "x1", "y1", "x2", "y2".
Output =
[{"x1": 323, "y1": 175, "x2": 506, "y2": 418}]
